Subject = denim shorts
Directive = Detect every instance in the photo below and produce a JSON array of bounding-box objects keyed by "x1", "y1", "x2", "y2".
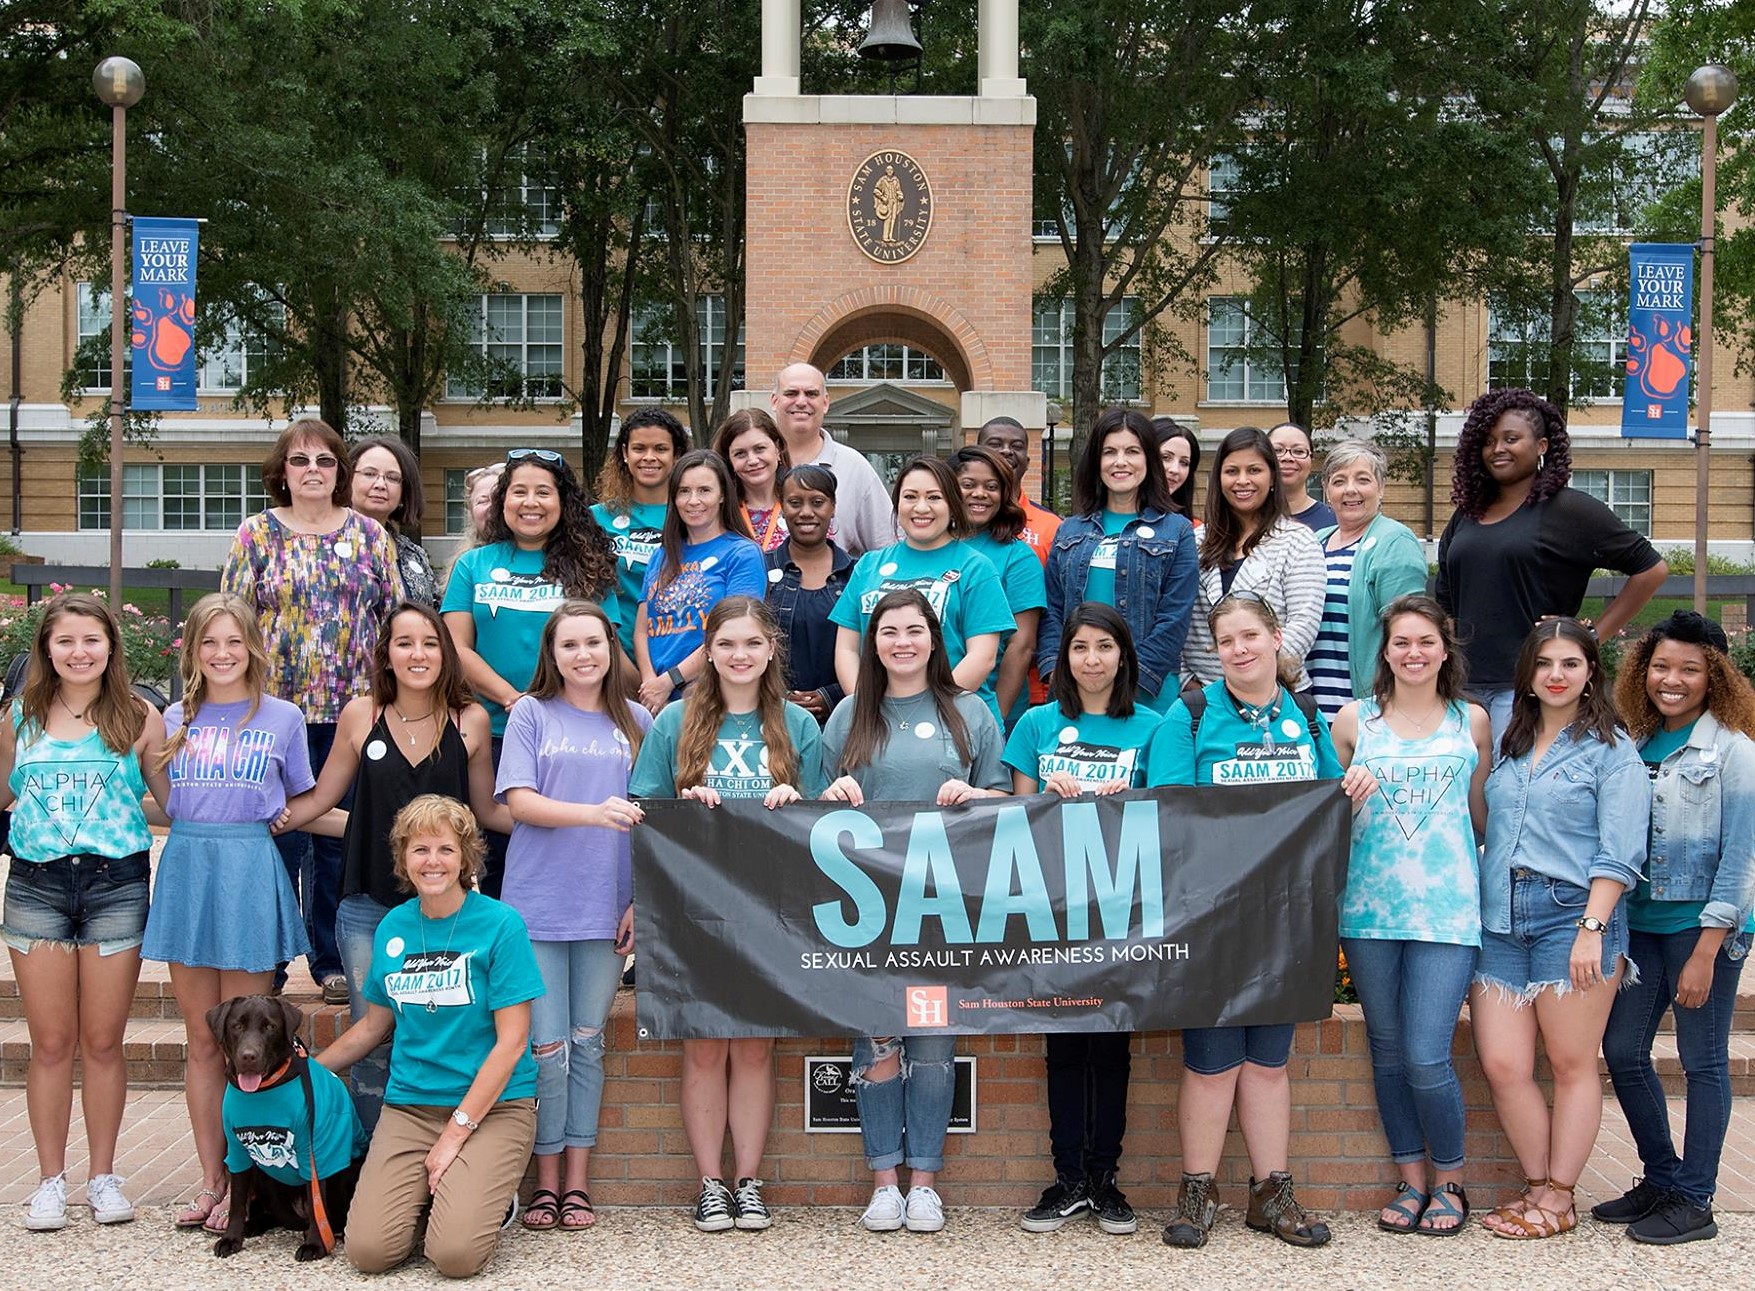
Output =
[
  {"x1": 1476, "y1": 867, "x2": 1633, "y2": 1002},
  {"x1": 1181, "y1": 1022, "x2": 1297, "y2": 1076},
  {"x1": 1, "y1": 852, "x2": 150, "y2": 955}
]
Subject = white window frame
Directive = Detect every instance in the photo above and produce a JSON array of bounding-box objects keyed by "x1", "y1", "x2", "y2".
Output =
[
  {"x1": 628, "y1": 295, "x2": 745, "y2": 401},
  {"x1": 447, "y1": 293, "x2": 565, "y2": 401},
  {"x1": 1572, "y1": 468, "x2": 1652, "y2": 536},
  {"x1": 445, "y1": 468, "x2": 470, "y2": 535},
  {"x1": 1204, "y1": 296, "x2": 1287, "y2": 404},
  {"x1": 77, "y1": 462, "x2": 271, "y2": 532},
  {"x1": 827, "y1": 344, "x2": 948, "y2": 384},
  {"x1": 76, "y1": 283, "x2": 112, "y2": 393},
  {"x1": 482, "y1": 145, "x2": 560, "y2": 240},
  {"x1": 1206, "y1": 152, "x2": 1243, "y2": 236},
  {"x1": 197, "y1": 302, "x2": 285, "y2": 394},
  {"x1": 1032, "y1": 298, "x2": 1142, "y2": 402},
  {"x1": 1487, "y1": 289, "x2": 1626, "y2": 402}
]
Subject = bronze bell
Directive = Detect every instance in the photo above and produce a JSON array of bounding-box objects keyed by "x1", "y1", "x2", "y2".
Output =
[{"x1": 858, "y1": 0, "x2": 922, "y2": 63}]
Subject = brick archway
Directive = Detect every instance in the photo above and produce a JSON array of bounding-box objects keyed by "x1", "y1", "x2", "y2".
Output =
[{"x1": 794, "y1": 288, "x2": 995, "y2": 392}]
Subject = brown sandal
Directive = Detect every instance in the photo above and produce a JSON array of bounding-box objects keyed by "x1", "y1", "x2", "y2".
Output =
[
  {"x1": 1489, "y1": 1181, "x2": 1576, "y2": 1240},
  {"x1": 1483, "y1": 1177, "x2": 1545, "y2": 1233}
]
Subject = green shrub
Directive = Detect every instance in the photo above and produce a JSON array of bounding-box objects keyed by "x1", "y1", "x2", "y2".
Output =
[{"x1": 0, "y1": 586, "x2": 175, "y2": 682}]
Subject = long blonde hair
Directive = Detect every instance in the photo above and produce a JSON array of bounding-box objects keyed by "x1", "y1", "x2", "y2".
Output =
[
  {"x1": 526, "y1": 600, "x2": 646, "y2": 762},
  {"x1": 18, "y1": 593, "x2": 146, "y2": 755},
  {"x1": 156, "y1": 594, "x2": 269, "y2": 771},
  {"x1": 674, "y1": 597, "x2": 797, "y2": 791}
]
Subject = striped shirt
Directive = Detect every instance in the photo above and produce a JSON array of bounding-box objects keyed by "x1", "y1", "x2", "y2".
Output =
[{"x1": 1307, "y1": 539, "x2": 1358, "y2": 719}]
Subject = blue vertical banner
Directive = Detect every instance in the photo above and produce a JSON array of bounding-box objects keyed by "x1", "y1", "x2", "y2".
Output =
[
  {"x1": 1621, "y1": 242, "x2": 1695, "y2": 439},
  {"x1": 129, "y1": 217, "x2": 200, "y2": 411}
]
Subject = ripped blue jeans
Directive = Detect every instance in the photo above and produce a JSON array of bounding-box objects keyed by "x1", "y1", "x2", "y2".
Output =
[
  {"x1": 852, "y1": 1035, "x2": 957, "y2": 1172},
  {"x1": 529, "y1": 938, "x2": 624, "y2": 1154}
]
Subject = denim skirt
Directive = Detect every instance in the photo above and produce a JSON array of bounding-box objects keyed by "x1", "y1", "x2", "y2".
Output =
[{"x1": 141, "y1": 820, "x2": 310, "y2": 972}]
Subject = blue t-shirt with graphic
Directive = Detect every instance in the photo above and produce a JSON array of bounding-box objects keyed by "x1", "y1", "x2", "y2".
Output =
[
  {"x1": 1003, "y1": 702, "x2": 1159, "y2": 792},
  {"x1": 163, "y1": 696, "x2": 314, "y2": 824},
  {"x1": 222, "y1": 1058, "x2": 367, "y2": 1186},
  {"x1": 628, "y1": 700, "x2": 826, "y2": 799},
  {"x1": 829, "y1": 539, "x2": 1017, "y2": 723},
  {"x1": 362, "y1": 891, "x2": 544, "y2": 1106},
  {"x1": 1145, "y1": 680, "x2": 1343, "y2": 787},
  {"x1": 592, "y1": 501, "x2": 667, "y2": 656},
  {"x1": 965, "y1": 531, "x2": 1048, "y2": 729},
  {"x1": 639, "y1": 531, "x2": 768, "y2": 674},
  {"x1": 442, "y1": 542, "x2": 567, "y2": 735},
  {"x1": 1340, "y1": 700, "x2": 1481, "y2": 946}
]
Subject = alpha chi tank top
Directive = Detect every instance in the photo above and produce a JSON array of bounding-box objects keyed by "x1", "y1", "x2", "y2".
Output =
[{"x1": 341, "y1": 710, "x2": 470, "y2": 908}]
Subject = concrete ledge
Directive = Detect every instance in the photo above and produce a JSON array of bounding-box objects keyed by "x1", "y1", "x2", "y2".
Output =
[{"x1": 743, "y1": 94, "x2": 1037, "y2": 126}]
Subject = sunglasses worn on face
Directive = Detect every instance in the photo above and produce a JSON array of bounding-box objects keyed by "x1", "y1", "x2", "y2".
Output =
[
  {"x1": 507, "y1": 448, "x2": 564, "y2": 465},
  {"x1": 287, "y1": 454, "x2": 339, "y2": 470}
]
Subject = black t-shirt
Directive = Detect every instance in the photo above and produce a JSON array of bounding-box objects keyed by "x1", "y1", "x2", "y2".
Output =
[{"x1": 1435, "y1": 487, "x2": 1661, "y2": 688}]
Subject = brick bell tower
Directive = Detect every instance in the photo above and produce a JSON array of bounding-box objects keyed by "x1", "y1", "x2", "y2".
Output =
[{"x1": 735, "y1": 0, "x2": 1043, "y2": 453}]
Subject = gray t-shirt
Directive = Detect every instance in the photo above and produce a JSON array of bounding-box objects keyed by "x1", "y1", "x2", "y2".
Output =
[{"x1": 820, "y1": 690, "x2": 1008, "y2": 802}]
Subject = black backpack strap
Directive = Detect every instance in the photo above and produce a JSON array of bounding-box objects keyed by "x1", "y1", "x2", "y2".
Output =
[
  {"x1": 1288, "y1": 688, "x2": 1323, "y2": 743},
  {"x1": 1180, "y1": 686, "x2": 1207, "y2": 741}
]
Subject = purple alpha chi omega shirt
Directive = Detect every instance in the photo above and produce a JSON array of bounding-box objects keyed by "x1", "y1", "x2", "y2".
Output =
[{"x1": 163, "y1": 695, "x2": 314, "y2": 823}]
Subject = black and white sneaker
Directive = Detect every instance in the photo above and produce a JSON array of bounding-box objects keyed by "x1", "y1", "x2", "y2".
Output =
[
  {"x1": 500, "y1": 1194, "x2": 520, "y2": 1231},
  {"x1": 1090, "y1": 1171, "x2": 1138, "y2": 1235},
  {"x1": 693, "y1": 1176, "x2": 736, "y2": 1232},
  {"x1": 1020, "y1": 1176, "x2": 1091, "y2": 1232},
  {"x1": 733, "y1": 1177, "x2": 772, "y2": 1230}
]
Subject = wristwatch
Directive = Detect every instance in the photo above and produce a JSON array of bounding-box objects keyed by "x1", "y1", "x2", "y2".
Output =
[
  {"x1": 1576, "y1": 916, "x2": 1609, "y2": 934},
  {"x1": 451, "y1": 1107, "x2": 479, "y2": 1131},
  {"x1": 666, "y1": 666, "x2": 686, "y2": 689}
]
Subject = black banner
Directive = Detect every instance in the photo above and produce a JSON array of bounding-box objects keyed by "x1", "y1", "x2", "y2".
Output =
[{"x1": 631, "y1": 781, "x2": 1350, "y2": 1040}]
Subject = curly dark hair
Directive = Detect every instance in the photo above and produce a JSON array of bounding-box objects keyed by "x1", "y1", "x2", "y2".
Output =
[
  {"x1": 481, "y1": 453, "x2": 617, "y2": 599},
  {"x1": 1450, "y1": 388, "x2": 1571, "y2": 521},
  {"x1": 1612, "y1": 611, "x2": 1755, "y2": 744}
]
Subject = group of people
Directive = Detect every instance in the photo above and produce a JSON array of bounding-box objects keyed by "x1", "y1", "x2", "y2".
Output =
[{"x1": 0, "y1": 369, "x2": 1746, "y2": 1274}]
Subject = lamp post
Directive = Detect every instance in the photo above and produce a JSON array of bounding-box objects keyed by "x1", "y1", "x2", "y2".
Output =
[
  {"x1": 1042, "y1": 401, "x2": 1062, "y2": 508},
  {"x1": 1685, "y1": 63, "x2": 1737, "y2": 614},
  {"x1": 93, "y1": 56, "x2": 144, "y2": 605}
]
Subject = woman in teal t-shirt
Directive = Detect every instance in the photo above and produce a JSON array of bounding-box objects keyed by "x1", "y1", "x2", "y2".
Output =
[
  {"x1": 591, "y1": 408, "x2": 687, "y2": 658},
  {"x1": 627, "y1": 596, "x2": 823, "y2": 1234},
  {"x1": 1003, "y1": 601, "x2": 1158, "y2": 1238},
  {"x1": 1146, "y1": 593, "x2": 1373, "y2": 1252},
  {"x1": 319, "y1": 794, "x2": 542, "y2": 1278},
  {"x1": 1328, "y1": 594, "x2": 1492, "y2": 1236},
  {"x1": 953, "y1": 445, "x2": 1047, "y2": 730},
  {"x1": 1599, "y1": 612, "x2": 1755, "y2": 1244},
  {"x1": 831, "y1": 455, "x2": 1014, "y2": 723}
]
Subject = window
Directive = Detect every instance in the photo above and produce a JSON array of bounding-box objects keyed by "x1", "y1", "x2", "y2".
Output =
[
  {"x1": 448, "y1": 294, "x2": 564, "y2": 400},
  {"x1": 1487, "y1": 290, "x2": 1626, "y2": 400},
  {"x1": 827, "y1": 344, "x2": 946, "y2": 383},
  {"x1": 1207, "y1": 153, "x2": 1243, "y2": 232},
  {"x1": 77, "y1": 462, "x2": 270, "y2": 531},
  {"x1": 1032, "y1": 299, "x2": 1142, "y2": 401},
  {"x1": 1205, "y1": 297, "x2": 1287, "y2": 402},
  {"x1": 629, "y1": 295, "x2": 745, "y2": 400},
  {"x1": 76, "y1": 283, "x2": 112, "y2": 391},
  {"x1": 483, "y1": 146, "x2": 560, "y2": 240},
  {"x1": 1577, "y1": 130, "x2": 1700, "y2": 236},
  {"x1": 445, "y1": 468, "x2": 470, "y2": 535},
  {"x1": 198, "y1": 304, "x2": 284, "y2": 393},
  {"x1": 1573, "y1": 469, "x2": 1652, "y2": 536}
]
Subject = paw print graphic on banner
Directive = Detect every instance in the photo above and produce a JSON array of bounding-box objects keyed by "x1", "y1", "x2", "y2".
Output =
[
  {"x1": 131, "y1": 287, "x2": 196, "y2": 375},
  {"x1": 1625, "y1": 315, "x2": 1691, "y2": 400}
]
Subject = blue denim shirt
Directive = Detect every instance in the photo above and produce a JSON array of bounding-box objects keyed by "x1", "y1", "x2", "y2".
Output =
[
  {"x1": 1481, "y1": 727, "x2": 1650, "y2": 935},
  {"x1": 1644, "y1": 712, "x2": 1755, "y2": 936},
  {"x1": 1037, "y1": 506, "x2": 1198, "y2": 699}
]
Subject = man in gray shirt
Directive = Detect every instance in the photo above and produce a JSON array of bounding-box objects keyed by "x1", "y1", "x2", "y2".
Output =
[{"x1": 770, "y1": 362, "x2": 896, "y2": 557}]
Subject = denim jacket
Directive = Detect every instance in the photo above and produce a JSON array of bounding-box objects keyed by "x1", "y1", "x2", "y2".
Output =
[
  {"x1": 1037, "y1": 506, "x2": 1198, "y2": 699},
  {"x1": 764, "y1": 541, "x2": 854, "y2": 712},
  {"x1": 1644, "y1": 712, "x2": 1755, "y2": 945},
  {"x1": 1481, "y1": 728, "x2": 1650, "y2": 935}
]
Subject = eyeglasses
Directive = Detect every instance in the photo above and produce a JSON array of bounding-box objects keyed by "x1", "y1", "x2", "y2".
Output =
[
  {"x1": 507, "y1": 448, "x2": 564, "y2": 466},
  {"x1": 1274, "y1": 447, "x2": 1311, "y2": 461},
  {"x1": 286, "y1": 453, "x2": 339, "y2": 470},
  {"x1": 354, "y1": 467, "x2": 402, "y2": 487}
]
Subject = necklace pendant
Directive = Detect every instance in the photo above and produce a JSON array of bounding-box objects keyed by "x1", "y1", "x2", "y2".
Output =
[{"x1": 425, "y1": 999, "x2": 438, "y2": 1014}]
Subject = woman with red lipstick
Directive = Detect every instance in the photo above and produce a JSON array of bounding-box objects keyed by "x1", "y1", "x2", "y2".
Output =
[
  {"x1": 1436, "y1": 388, "x2": 1667, "y2": 744},
  {"x1": 951, "y1": 445, "x2": 1047, "y2": 730}
]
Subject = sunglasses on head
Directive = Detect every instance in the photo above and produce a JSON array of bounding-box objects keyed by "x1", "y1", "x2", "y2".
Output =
[{"x1": 507, "y1": 448, "x2": 564, "y2": 466}]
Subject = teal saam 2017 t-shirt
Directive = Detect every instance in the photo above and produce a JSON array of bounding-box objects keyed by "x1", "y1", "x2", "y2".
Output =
[{"x1": 1003, "y1": 702, "x2": 1159, "y2": 792}]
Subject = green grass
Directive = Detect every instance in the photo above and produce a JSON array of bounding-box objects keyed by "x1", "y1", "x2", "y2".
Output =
[
  {"x1": 0, "y1": 580, "x2": 175, "y2": 615},
  {"x1": 1579, "y1": 596, "x2": 1747, "y2": 636}
]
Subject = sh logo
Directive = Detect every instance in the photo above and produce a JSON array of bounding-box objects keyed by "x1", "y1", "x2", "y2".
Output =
[{"x1": 906, "y1": 986, "x2": 948, "y2": 1028}]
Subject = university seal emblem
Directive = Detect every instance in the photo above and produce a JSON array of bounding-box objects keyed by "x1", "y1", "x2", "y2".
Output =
[{"x1": 847, "y1": 150, "x2": 932, "y2": 265}]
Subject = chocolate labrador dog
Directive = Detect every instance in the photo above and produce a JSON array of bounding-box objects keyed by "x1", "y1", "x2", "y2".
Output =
[{"x1": 207, "y1": 996, "x2": 367, "y2": 1261}]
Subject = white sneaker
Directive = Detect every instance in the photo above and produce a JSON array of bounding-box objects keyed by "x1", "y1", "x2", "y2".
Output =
[
  {"x1": 86, "y1": 1173, "x2": 135, "y2": 1225},
  {"x1": 904, "y1": 1185, "x2": 945, "y2": 1232},
  {"x1": 25, "y1": 1174, "x2": 67, "y2": 1231},
  {"x1": 860, "y1": 1184, "x2": 905, "y2": 1232}
]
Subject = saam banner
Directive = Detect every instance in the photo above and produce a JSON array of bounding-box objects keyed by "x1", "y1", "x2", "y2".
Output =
[
  {"x1": 631, "y1": 781, "x2": 1351, "y2": 1040},
  {"x1": 129, "y1": 217, "x2": 200, "y2": 411},
  {"x1": 1621, "y1": 241, "x2": 1695, "y2": 439}
]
